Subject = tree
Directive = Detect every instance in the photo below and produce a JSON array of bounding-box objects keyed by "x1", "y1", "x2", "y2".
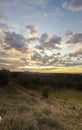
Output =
[{"x1": 0, "y1": 69, "x2": 11, "y2": 86}]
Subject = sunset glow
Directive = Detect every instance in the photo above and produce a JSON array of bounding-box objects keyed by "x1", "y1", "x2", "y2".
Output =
[{"x1": 0, "y1": 0, "x2": 82, "y2": 73}]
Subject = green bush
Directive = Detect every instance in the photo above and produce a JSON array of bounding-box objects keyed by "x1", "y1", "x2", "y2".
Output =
[{"x1": 41, "y1": 87, "x2": 49, "y2": 98}]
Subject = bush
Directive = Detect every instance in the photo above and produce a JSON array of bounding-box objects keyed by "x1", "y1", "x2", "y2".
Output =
[
  {"x1": 78, "y1": 82, "x2": 82, "y2": 91},
  {"x1": 41, "y1": 87, "x2": 49, "y2": 98}
]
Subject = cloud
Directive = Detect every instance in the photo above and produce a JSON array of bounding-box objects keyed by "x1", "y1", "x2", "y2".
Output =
[
  {"x1": 19, "y1": 65, "x2": 57, "y2": 70},
  {"x1": 0, "y1": 23, "x2": 8, "y2": 32},
  {"x1": 37, "y1": 33, "x2": 62, "y2": 50},
  {"x1": 65, "y1": 30, "x2": 73, "y2": 37},
  {"x1": 69, "y1": 0, "x2": 82, "y2": 11},
  {"x1": 56, "y1": 54, "x2": 82, "y2": 68},
  {"x1": 26, "y1": 25, "x2": 38, "y2": 37},
  {"x1": 0, "y1": 51, "x2": 10, "y2": 57},
  {"x1": 39, "y1": 33, "x2": 48, "y2": 43},
  {"x1": 31, "y1": 52, "x2": 42, "y2": 61},
  {"x1": 0, "y1": 22, "x2": 82, "y2": 70},
  {"x1": 66, "y1": 33, "x2": 82, "y2": 44},
  {"x1": 0, "y1": 47, "x2": 32, "y2": 70},
  {"x1": 63, "y1": 62, "x2": 82, "y2": 67},
  {"x1": 69, "y1": 48, "x2": 82, "y2": 57},
  {"x1": 27, "y1": 37, "x2": 39, "y2": 43},
  {"x1": 61, "y1": 46, "x2": 82, "y2": 68},
  {"x1": 41, "y1": 55, "x2": 57, "y2": 65},
  {"x1": 40, "y1": 33, "x2": 61, "y2": 44},
  {"x1": 4, "y1": 32, "x2": 28, "y2": 52},
  {"x1": 30, "y1": 49, "x2": 82, "y2": 67},
  {"x1": 30, "y1": 48, "x2": 61, "y2": 66},
  {"x1": 26, "y1": 32, "x2": 62, "y2": 50},
  {"x1": 43, "y1": 8, "x2": 63, "y2": 20},
  {"x1": 63, "y1": 0, "x2": 82, "y2": 11}
]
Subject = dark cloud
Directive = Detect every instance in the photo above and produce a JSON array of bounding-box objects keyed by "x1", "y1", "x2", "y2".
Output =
[
  {"x1": 26, "y1": 25, "x2": 38, "y2": 37},
  {"x1": 4, "y1": 32, "x2": 28, "y2": 52},
  {"x1": 48, "y1": 35, "x2": 61, "y2": 44},
  {"x1": 35, "y1": 33, "x2": 62, "y2": 50},
  {"x1": 66, "y1": 33, "x2": 82, "y2": 44},
  {"x1": 35, "y1": 44, "x2": 44, "y2": 50},
  {"x1": 35, "y1": 44, "x2": 61, "y2": 51},
  {"x1": 41, "y1": 55, "x2": 59, "y2": 66},
  {"x1": 56, "y1": 52, "x2": 60, "y2": 55},
  {"x1": 27, "y1": 37, "x2": 39, "y2": 43},
  {"x1": 0, "y1": 51, "x2": 9, "y2": 57},
  {"x1": 27, "y1": 32, "x2": 62, "y2": 50},
  {"x1": 20, "y1": 58, "x2": 29, "y2": 64},
  {"x1": 55, "y1": 57, "x2": 82, "y2": 67},
  {"x1": 31, "y1": 50, "x2": 61, "y2": 66},
  {"x1": 70, "y1": 0, "x2": 82, "y2": 11},
  {"x1": 69, "y1": 49, "x2": 82, "y2": 58},
  {"x1": 63, "y1": 62, "x2": 82, "y2": 67},
  {"x1": 40, "y1": 33, "x2": 61, "y2": 45},
  {"x1": 42, "y1": 33, "x2": 61, "y2": 49},
  {"x1": 63, "y1": 0, "x2": 82, "y2": 11},
  {"x1": 39, "y1": 33, "x2": 48, "y2": 43},
  {"x1": 65, "y1": 30, "x2": 73, "y2": 37},
  {"x1": 31, "y1": 52, "x2": 42, "y2": 61},
  {"x1": 42, "y1": 55, "x2": 52, "y2": 64}
]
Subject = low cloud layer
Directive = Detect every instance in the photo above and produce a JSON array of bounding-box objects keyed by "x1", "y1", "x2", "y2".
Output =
[{"x1": 0, "y1": 26, "x2": 82, "y2": 70}]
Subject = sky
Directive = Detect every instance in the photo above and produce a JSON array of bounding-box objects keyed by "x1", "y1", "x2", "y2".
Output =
[{"x1": 0, "y1": 0, "x2": 82, "y2": 73}]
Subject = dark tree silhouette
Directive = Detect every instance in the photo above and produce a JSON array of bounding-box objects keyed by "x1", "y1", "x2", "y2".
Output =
[{"x1": 0, "y1": 69, "x2": 11, "y2": 86}]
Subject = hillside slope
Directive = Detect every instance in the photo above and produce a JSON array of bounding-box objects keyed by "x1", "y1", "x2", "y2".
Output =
[{"x1": 0, "y1": 82, "x2": 82, "y2": 130}]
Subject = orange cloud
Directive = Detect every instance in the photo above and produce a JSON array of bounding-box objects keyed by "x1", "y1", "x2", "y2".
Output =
[{"x1": 0, "y1": 27, "x2": 4, "y2": 33}]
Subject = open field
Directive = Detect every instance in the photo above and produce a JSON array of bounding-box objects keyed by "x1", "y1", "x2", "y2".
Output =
[
  {"x1": 0, "y1": 70, "x2": 82, "y2": 130},
  {"x1": 50, "y1": 89, "x2": 82, "y2": 104},
  {"x1": 0, "y1": 84, "x2": 82, "y2": 130}
]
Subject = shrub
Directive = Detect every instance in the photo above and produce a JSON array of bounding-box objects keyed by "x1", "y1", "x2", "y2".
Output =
[
  {"x1": 41, "y1": 87, "x2": 49, "y2": 98},
  {"x1": 78, "y1": 82, "x2": 82, "y2": 91}
]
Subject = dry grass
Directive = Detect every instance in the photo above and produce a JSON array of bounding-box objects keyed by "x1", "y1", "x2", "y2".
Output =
[{"x1": 0, "y1": 86, "x2": 82, "y2": 130}]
